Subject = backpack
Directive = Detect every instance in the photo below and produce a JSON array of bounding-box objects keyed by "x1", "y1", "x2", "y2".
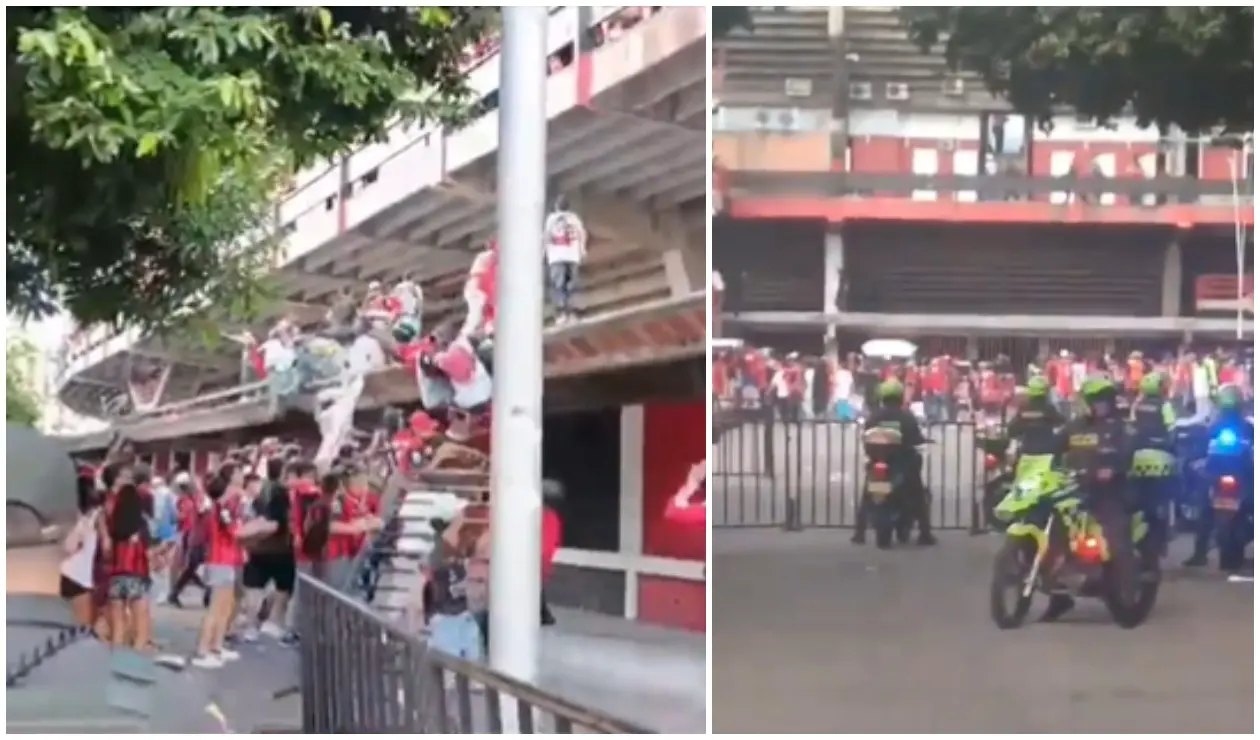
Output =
[{"x1": 296, "y1": 493, "x2": 331, "y2": 559}]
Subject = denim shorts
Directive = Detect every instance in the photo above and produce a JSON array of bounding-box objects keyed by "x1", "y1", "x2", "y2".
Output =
[
  {"x1": 429, "y1": 611, "x2": 485, "y2": 662},
  {"x1": 204, "y1": 564, "x2": 238, "y2": 590},
  {"x1": 108, "y1": 575, "x2": 150, "y2": 601}
]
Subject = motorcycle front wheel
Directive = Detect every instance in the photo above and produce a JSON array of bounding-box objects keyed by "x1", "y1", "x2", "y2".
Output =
[
  {"x1": 990, "y1": 536, "x2": 1037, "y2": 629},
  {"x1": 1102, "y1": 546, "x2": 1151, "y2": 629}
]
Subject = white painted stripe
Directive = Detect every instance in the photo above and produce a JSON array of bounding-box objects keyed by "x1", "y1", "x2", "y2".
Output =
[{"x1": 554, "y1": 547, "x2": 706, "y2": 583}]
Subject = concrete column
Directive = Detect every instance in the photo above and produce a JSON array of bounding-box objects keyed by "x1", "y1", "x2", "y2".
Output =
[
  {"x1": 1161, "y1": 238, "x2": 1183, "y2": 317},
  {"x1": 827, "y1": 7, "x2": 850, "y2": 171},
  {"x1": 824, "y1": 229, "x2": 845, "y2": 313},
  {"x1": 618, "y1": 405, "x2": 645, "y2": 620},
  {"x1": 824, "y1": 229, "x2": 844, "y2": 342}
]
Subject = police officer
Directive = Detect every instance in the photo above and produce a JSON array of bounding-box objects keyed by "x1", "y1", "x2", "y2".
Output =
[
  {"x1": 852, "y1": 380, "x2": 936, "y2": 546},
  {"x1": 1042, "y1": 378, "x2": 1138, "y2": 620},
  {"x1": 1128, "y1": 372, "x2": 1176, "y2": 556},
  {"x1": 1006, "y1": 376, "x2": 1065, "y2": 480},
  {"x1": 1186, "y1": 384, "x2": 1255, "y2": 568}
]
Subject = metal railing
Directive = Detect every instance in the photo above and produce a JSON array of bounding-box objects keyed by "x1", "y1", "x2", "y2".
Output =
[
  {"x1": 295, "y1": 574, "x2": 654, "y2": 734},
  {"x1": 712, "y1": 413, "x2": 989, "y2": 531},
  {"x1": 727, "y1": 170, "x2": 1254, "y2": 205}
]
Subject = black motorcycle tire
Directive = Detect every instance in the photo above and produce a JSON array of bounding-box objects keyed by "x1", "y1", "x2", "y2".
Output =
[
  {"x1": 1216, "y1": 513, "x2": 1249, "y2": 572},
  {"x1": 1123, "y1": 540, "x2": 1162, "y2": 626},
  {"x1": 990, "y1": 536, "x2": 1035, "y2": 629},
  {"x1": 873, "y1": 501, "x2": 895, "y2": 549},
  {"x1": 1101, "y1": 548, "x2": 1147, "y2": 629},
  {"x1": 894, "y1": 511, "x2": 913, "y2": 545}
]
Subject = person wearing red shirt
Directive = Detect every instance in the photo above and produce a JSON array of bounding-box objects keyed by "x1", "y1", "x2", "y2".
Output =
[
  {"x1": 290, "y1": 465, "x2": 379, "y2": 597},
  {"x1": 712, "y1": 353, "x2": 731, "y2": 404},
  {"x1": 168, "y1": 472, "x2": 213, "y2": 609},
  {"x1": 1052, "y1": 351, "x2": 1076, "y2": 414},
  {"x1": 540, "y1": 486, "x2": 564, "y2": 627},
  {"x1": 461, "y1": 239, "x2": 498, "y2": 338},
  {"x1": 743, "y1": 349, "x2": 768, "y2": 402},
  {"x1": 99, "y1": 461, "x2": 152, "y2": 649},
  {"x1": 192, "y1": 463, "x2": 246, "y2": 668},
  {"x1": 391, "y1": 410, "x2": 443, "y2": 475},
  {"x1": 341, "y1": 469, "x2": 381, "y2": 558},
  {"x1": 924, "y1": 357, "x2": 950, "y2": 422},
  {"x1": 977, "y1": 363, "x2": 1004, "y2": 422}
]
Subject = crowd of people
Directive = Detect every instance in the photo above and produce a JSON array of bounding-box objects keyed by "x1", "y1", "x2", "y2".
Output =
[
  {"x1": 56, "y1": 430, "x2": 579, "y2": 667},
  {"x1": 714, "y1": 342, "x2": 1254, "y2": 426},
  {"x1": 48, "y1": 3, "x2": 694, "y2": 683},
  {"x1": 231, "y1": 194, "x2": 588, "y2": 415},
  {"x1": 59, "y1": 438, "x2": 388, "y2": 667}
]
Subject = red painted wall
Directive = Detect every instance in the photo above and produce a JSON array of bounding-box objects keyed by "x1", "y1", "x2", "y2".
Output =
[
  {"x1": 638, "y1": 575, "x2": 706, "y2": 632},
  {"x1": 641, "y1": 401, "x2": 706, "y2": 562}
]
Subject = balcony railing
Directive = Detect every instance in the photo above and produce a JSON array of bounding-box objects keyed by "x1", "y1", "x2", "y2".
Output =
[{"x1": 727, "y1": 170, "x2": 1255, "y2": 207}]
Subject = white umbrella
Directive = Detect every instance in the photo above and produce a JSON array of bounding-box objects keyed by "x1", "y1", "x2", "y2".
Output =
[{"x1": 861, "y1": 338, "x2": 917, "y2": 359}]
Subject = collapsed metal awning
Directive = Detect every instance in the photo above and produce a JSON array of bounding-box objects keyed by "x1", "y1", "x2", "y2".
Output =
[{"x1": 64, "y1": 291, "x2": 705, "y2": 451}]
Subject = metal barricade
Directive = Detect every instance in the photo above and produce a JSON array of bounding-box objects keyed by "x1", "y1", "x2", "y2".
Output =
[
  {"x1": 295, "y1": 574, "x2": 654, "y2": 734},
  {"x1": 713, "y1": 417, "x2": 986, "y2": 532}
]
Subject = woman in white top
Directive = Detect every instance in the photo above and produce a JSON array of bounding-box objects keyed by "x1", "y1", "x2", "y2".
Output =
[{"x1": 60, "y1": 479, "x2": 102, "y2": 629}]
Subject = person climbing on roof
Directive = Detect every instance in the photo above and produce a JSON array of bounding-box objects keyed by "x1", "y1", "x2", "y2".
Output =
[{"x1": 460, "y1": 238, "x2": 497, "y2": 340}]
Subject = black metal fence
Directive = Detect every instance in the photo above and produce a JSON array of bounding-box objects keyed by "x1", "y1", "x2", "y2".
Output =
[
  {"x1": 296, "y1": 574, "x2": 654, "y2": 734},
  {"x1": 713, "y1": 415, "x2": 988, "y2": 532}
]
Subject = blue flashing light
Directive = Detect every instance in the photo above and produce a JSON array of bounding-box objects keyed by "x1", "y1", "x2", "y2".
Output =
[{"x1": 1214, "y1": 428, "x2": 1239, "y2": 449}]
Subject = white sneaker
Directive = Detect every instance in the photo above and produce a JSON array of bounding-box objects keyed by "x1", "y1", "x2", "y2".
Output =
[
  {"x1": 217, "y1": 648, "x2": 241, "y2": 662},
  {"x1": 240, "y1": 627, "x2": 261, "y2": 643},
  {"x1": 260, "y1": 622, "x2": 286, "y2": 639},
  {"x1": 191, "y1": 653, "x2": 224, "y2": 669}
]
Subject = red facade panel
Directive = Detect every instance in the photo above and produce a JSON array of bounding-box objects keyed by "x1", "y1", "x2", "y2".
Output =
[{"x1": 637, "y1": 575, "x2": 706, "y2": 633}]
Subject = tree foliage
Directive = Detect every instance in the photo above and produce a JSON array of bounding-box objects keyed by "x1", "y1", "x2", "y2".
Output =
[
  {"x1": 713, "y1": 7, "x2": 752, "y2": 39},
  {"x1": 901, "y1": 7, "x2": 1254, "y2": 134},
  {"x1": 7, "y1": 338, "x2": 42, "y2": 428},
  {"x1": 8, "y1": 7, "x2": 492, "y2": 335}
]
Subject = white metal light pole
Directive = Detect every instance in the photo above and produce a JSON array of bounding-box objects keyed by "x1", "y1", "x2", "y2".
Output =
[
  {"x1": 1227, "y1": 136, "x2": 1252, "y2": 341},
  {"x1": 488, "y1": 6, "x2": 548, "y2": 687}
]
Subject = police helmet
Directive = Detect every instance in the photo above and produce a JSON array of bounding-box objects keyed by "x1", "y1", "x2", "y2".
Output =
[
  {"x1": 877, "y1": 379, "x2": 905, "y2": 404},
  {"x1": 1138, "y1": 372, "x2": 1164, "y2": 397}
]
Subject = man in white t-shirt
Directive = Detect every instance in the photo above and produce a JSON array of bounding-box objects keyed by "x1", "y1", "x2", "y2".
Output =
[{"x1": 543, "y1": 194, "x2": 587, "y2": 325}]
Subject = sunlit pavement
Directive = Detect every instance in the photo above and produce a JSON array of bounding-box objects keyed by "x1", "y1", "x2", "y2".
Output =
[
  {"x1": 8, "y1": 545, "x2": 703, "y2": 732},
  {"x1": 711, "y1": 530, "x2": 1254, "y2": 734}
]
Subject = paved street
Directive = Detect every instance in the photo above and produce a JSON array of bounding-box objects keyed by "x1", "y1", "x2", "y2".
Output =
[
  {"x1": 714, "y1": 421, "x2": 985, "y2": 529},
  {"x1": 711, "y1": 530, "x2": 1254, "y2": 734},
  {"x1": 7, "y1": 544, "x2": 703, "y2": 733}
]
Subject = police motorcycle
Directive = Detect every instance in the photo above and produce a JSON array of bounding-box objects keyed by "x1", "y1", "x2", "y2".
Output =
[
  {"x1": 860, "y1": 426, "x2": 924, "y2": 549},
  {"x1": 989, "y1": 467, "x2": 1160, "y2": 630},
  {"x1": 1204, "y1": 420, "x2": 1253, "y2": 571}
]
